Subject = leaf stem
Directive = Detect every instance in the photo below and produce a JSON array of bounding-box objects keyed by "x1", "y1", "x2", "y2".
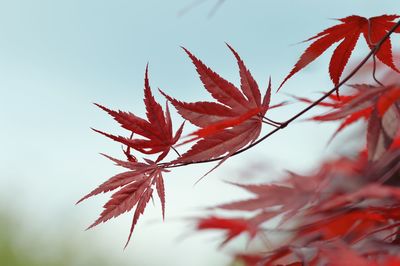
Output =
[
  {"x1": 171, "y1": 146, "x2": 181, "y2": 157},
  {"x1": 372, "y1": 55, "x2": 385, "y2": 87},
  {"x1": 262, "y1": 118, "x2": 280, "y2": 128}
]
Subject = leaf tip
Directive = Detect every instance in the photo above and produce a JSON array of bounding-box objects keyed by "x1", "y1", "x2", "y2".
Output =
[{"x1": 85, "y1": 222, "x2": 96, "y2": 231}]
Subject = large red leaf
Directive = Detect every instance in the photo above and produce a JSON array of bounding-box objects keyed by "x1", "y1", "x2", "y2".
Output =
[
  {"x1": 162, "y1": 45, "x2": 271, "y2": 166},
  {"x1": 279, "y1": 15, "x2": 400, "y2": 90}
]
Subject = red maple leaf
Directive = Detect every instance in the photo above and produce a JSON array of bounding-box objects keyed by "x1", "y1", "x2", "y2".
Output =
[
  {"x1": 78, "y1": 66, "x2": 183, "y2": 247},
  {"x1": 299, "y1": 84, "x2": 400, "y2": 160},
  {"x1": 210, "y1": 152, "x2": 370, "y2": 232},
  {"x1": 78, "y1": 155, "x2": 168, "y2": 248},
  {"x1": 93, "y1": 65, "x2": 184, "y2": 162},
  {"x1": 279, "y1": 15, "x2": 400, "y2": 90},
  {"x1": 161, "y1": 44, "x2": 271, "y2": 167},
  {"x1": 202, "y1": 147, "x2": 400, "y2": 251}
]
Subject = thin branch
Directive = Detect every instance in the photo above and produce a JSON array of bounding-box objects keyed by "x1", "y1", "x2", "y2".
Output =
[
  {"x1": 372, "y1": 55, "x2": 385, "y2": 87},
  {"x1": 256, "y1": 114, "x2": 280, "y2": 127},
  {"x1": 160, "y1": 19, "x2": 400, "y2": 170},
  {"x1": 171, "y1": 146, "x2": 181, "y2": 157},
  {"x1": 367, "y1": 18, "x2": 385, "y2": 87},
  {"x1": 264, "y1": 117, "x2": 284, "y2": 126},
  {"x1": 262, "y1": 119, "x2": 279, "y2": 127}
]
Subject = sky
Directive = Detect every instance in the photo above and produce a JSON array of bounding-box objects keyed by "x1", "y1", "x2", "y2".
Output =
[{"x1": 0, "y1": 1, "x2": 399, "y2": 265}]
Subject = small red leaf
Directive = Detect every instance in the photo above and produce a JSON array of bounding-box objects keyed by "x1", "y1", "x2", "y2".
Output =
[{"x1": 94, "y1": 67, "x2": 184, "y2": 162}]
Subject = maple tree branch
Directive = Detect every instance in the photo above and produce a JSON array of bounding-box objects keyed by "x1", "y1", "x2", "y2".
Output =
[
  {"x1": 372, "y1": 55, "x2": 385, "y2": 87},
  {"x1": 161, "y1": 19, "x2": 400, "y2": 169}
]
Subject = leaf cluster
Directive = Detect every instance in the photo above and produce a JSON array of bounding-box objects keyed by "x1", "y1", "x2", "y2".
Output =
[{"x1": 77, "y1": 13, "x2": 400, "y2": 265}]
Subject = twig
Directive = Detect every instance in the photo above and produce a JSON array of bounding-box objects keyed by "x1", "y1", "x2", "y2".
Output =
[
  {"x1": 367, "y1": 18, "x2": 385, "y2": 87},
  {"x1": 372, "y1": 55, "x2": 385, "y2": 87},
  {"x1": 172, "y1": 146, "x2": 181, "y2": 157}
]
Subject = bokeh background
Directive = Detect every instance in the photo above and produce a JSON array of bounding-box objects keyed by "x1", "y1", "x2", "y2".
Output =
[{"x1": 0, "y1": 1, "x2": 399, "y2": 265}]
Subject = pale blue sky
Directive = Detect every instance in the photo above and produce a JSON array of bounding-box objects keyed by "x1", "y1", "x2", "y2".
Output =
[{"x1": 0, "y1": 1, "x2": 399, "y2": 265}]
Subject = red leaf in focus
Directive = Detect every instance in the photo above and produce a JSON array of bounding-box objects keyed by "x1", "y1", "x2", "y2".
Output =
[
  {"x1": 279, "y1": 15, "x2": 400, "y2": 90},
  {"x1": 185, "y1": 106, "x2": 263, "y2": 143},
  {"x1": 76, "y1": 157, "x2": 151, "y2": 204},
  {"x1": 78, "y1": 156, "x2": 169, "y2": 247},
  {"x1": 162, "y1": 45, "x2": 271, "y2": 167},
  {"x1": 94, "y1": 66, "x2": 184, "y2": 162}
]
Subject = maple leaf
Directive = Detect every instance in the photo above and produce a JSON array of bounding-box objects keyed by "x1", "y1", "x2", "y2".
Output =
[
  {"x1": 93, "y1": 65, "x2": 184, "y2": 162},
  {"x1": 300, "y1": 84, "x2": 400, "y2": 159},
  {"x1": 279, "y1": 15, "x2": 400, "y2": 90},
  {"x1": 161, "y1": 44, "x2": 271, "y2": 168},
  {"x1": 76, "y1": 155, "x2": 151, "y2": 204},
  {"x1": 212, "y1": 153, "x2": 370, "y2": 232},
  {"x1": 200, "y1": 145, "x2": 400, "y2": 256},
  {"x1": 78, "y1": 155, "x2": 169, "y2": 248}
]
